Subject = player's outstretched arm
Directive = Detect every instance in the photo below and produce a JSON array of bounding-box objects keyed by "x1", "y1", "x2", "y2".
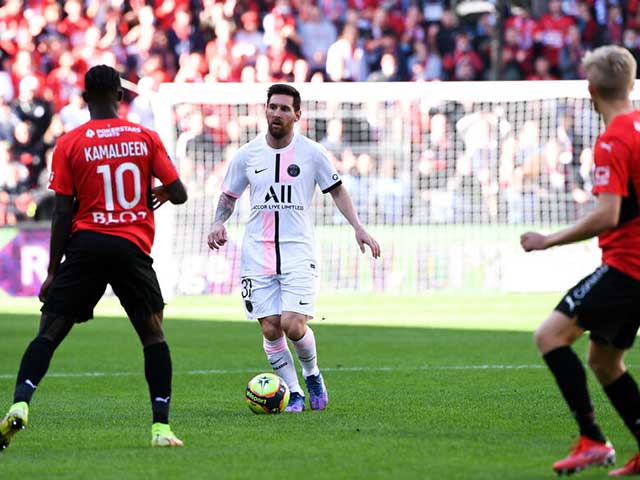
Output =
[
  {"x1": 39, "y1": 194, "x2": 74, "y2": 302},
  {"x1": 521, "y1": 192, "x2": 621, "y2": 252},
  {"x1": 207, "y1": 192, "x2": 237, "y2": 250},
  {"x1": 151, "y1": 179, "x2": 188, "y2": 210},
  {"x1": 329, "y1": 184, "x2": 380, "y2": 258}
]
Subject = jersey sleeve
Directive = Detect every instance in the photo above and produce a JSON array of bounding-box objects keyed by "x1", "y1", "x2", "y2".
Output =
[
  {"x1": 150, "y1": 131, "x2": 180, "y2": 185},
  {"x1": 592, "y1": 134, "x2": 630, "y2": 197},
  {"x1": 49, "y1": 141, "x2": 74, "y2": 195},
  {"x1": 314, "y1": 145, "x2": 342, "y2": 194},
  {"x1": 221, "y1": 151, "x2": 248, "y2": 198}
]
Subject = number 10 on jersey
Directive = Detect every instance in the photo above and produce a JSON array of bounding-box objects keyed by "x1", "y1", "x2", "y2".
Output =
[{"x1": 97, "y1": 162, "x2": 142, "y2": 210}]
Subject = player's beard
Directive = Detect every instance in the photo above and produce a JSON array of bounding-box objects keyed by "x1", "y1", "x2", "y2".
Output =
[{"x1": 268, "y1": 120, "x2": 291, "y2": 139}]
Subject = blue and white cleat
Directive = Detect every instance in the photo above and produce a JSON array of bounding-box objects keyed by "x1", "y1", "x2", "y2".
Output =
[
  {"x1": 304, "y1": 373, "x2": 328, "y2": 411},
  {"x1": 284, "y1": 392, "x2": 305, "y2": 413}
]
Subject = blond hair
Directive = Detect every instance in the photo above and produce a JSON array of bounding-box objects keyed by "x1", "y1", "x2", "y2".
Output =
[{"x1": 582, "y1": 46, "x2": 636, "y2": 100}]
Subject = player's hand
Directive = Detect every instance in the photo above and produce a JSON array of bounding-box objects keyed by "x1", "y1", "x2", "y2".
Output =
[
  {"x1": 520, "y1": 232, "x2": 549, "y2": 252},
  {"x1": 38, "y1": 273, "x2": 55, "y2": 303},
  {"x1": 207, "y1": 222, "x2": 228, "y2": 250},
  {"x1": 355, "y1": 227, "x2": 381, "y2": 258},
  {"x1": 151, "y1": 186, "x2": 170, "y2": 210}
]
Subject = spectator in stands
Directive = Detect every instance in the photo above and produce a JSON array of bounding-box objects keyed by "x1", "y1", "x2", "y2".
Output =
[
  {"x1": 234, "y1": 11, "x2": 266, "y2": 67},
  {"x1": 533, "y1": 0, "x2": 575, "y2": 73},
  {"x1": 502, "y1": 26, "x2": 533, "y2": 80},
  {"x1": 602, "y1": 4, "x2": 624, "y2": 45},
  {"x1": 326, "y1": 23, "x2": 367, "y2": 81},
  {"x1": 0, "y1": 97, "x2": 17, "y2": 142},
  {"x1": 623, "y1": 29, "x2": 640, "y2": 74},
  {"x1": 446, "y1": 31, "x2": 484, "y2": 81},
  {"x1": 167, "y1": 7, "x2": 205, "y2": 63},
  {"x1": 559, "y1": 25, "x2": 586, "y2": 79},
  {"x1": 59, "y1": 89, "x2": 89, "y2": 132},
  {"x1": 575, "y1": 0, "x2": 599, "y2": 47},
  {"x1": 527, "y1": 56, "x2": 557, "y2": 80},
  {"x1": 408, "y1": 40, "x2": 443, "y2": 81},
  {"x1": 299, "y1": 4, "x2": 337, "y2": 73},
  {"x1": 505, "y1": 6, "x2": 536, "y2": 50},
  {"x1": 368, "y1": 53, "x2": 402, "y2": 82},
  {"x1": 435, "y1": 9, "x2": 459, "y2": 59},
  {"x1": 12, "y1": 76, "x2": 52, "y2": 141},
  {"x1": 12, "y1": 121, "x2": 46, "y2": 189}
]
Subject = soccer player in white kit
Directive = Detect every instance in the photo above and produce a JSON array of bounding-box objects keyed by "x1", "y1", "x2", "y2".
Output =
[{"x1": 207, "y1": 84, "x2": 380, "y2": 412}]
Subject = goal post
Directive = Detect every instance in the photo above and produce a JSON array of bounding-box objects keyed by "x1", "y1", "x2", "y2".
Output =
[{"x1": 149, "y1": 80, "x2": 638, "y2": 296}]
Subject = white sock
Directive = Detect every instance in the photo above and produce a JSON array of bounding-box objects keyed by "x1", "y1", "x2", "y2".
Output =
[
  {"x1": 291, "y1": 327, "x2": 320, "y2": 378},
  {"x1": 263, "y1": 336, "x2": 303, "y2": 395}
]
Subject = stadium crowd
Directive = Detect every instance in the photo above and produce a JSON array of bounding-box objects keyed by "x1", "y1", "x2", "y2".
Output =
[{"x1": 0, "y1": 0, "x2": 637, "y2": 225}]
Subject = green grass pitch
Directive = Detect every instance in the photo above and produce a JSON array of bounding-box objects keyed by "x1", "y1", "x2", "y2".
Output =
[{"x1": 1, "y1": 293, "x2": 638, "y2": 479}]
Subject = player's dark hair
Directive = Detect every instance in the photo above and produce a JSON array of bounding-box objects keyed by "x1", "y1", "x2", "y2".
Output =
[
  {"x1": 267, "y1": 84, "x2": 301, "y2": 112},
  {"x1": 83, "y1": 65, "x2": 122, "y2": 101}
]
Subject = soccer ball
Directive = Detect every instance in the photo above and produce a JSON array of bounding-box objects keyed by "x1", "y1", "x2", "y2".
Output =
[{"x1": 245, "y1": 373, "x2": 290, "y2": 414}]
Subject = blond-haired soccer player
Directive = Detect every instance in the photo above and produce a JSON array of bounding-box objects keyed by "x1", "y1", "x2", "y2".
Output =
[
  {"x1": 208, "y1": 84, "x2": 380, "y2": 412},
  {"x1": 521, "y1": 45, "x2": 640, "y2": 476}
]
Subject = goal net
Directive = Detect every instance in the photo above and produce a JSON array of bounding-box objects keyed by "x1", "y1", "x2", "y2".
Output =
[{"x1": 149, "y1": 81, "x2": 633, "y2": 296}]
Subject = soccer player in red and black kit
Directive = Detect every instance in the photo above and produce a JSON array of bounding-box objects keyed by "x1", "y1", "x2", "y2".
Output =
[
  {"x1": 521, "y1": 46, "x2": 640, "y2": 476},
  {"x1": 0, "y1": 65, "x2": 187, "y2": 450}
]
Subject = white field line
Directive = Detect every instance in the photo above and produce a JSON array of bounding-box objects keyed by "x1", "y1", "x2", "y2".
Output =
[{"x1": 0, "y1": 364, "x2": 550, "y2": 380}]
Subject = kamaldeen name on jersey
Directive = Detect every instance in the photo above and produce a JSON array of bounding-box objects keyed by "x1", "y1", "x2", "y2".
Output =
[{"x1": 84, "y1": 141, "x2": 149, "y2": 162}]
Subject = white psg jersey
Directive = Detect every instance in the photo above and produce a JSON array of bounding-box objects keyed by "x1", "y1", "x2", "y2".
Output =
[{"x1": 221, "y1": 133, "x2": 342, "y2": 276}]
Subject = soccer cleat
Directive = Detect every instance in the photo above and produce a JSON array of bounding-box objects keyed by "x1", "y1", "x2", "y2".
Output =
[
  {"x1": 609, "y1": 453, "x2": 640, "y2": 476},
  {"x1": 0, "y1": 402, "x2": 29, "y2": 452},
  {"x1": 284, "y1": 392, "x2": 305, "y2": 413},
  {"x1": 151, "y1": 423, "x2": 184, "y2": 447},
  {"x1": 552, "y1": 436, "x2": 615, "y2": 476},
  {"x1": 304, "y1": 373, "x2": 328, "y2": 411}
]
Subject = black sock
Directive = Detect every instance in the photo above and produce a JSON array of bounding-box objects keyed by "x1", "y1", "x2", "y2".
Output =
[
  {"x1": 13, "y1": 337, "x2": 56, "y2": 404},
  {"x1": 604, "y1": 372, "x2": 640, "y2": 450},
  {"x1": 543, "y1": 346, "x2": 606, "y2": 443},
  {"x1": 144, "y1": 342, "x2": 172, "y2": 424}
]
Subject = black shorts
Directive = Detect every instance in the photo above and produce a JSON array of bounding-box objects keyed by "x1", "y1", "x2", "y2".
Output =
[
  {"x1": 555, "y1": 264, "x2": 640, "y2": 349},
  {"x1": 41, "y1": 231, "x2": 164, "y2": 323}
]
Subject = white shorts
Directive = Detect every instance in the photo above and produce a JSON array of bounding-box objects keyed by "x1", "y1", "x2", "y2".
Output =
[{"x1": 240, "y1": 271, "x2": 318, "y2": 320}]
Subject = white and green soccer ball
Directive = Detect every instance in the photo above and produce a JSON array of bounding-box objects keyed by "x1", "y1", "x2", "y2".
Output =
[{"x1": 245, "y1": 373, "x2": 290, "y2": 414}]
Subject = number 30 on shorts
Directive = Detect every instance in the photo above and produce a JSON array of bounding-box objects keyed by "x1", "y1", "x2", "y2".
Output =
[{"x1": 241, "y1": 278, "x2": 253, "y2": 299}]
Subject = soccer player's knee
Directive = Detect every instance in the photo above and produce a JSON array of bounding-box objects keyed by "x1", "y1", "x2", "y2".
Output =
[
  {"x1": 38, "y1": 313, "x2": 72, "y2": 348},
  {"x1": 588, "y1": 355, "x2": 612, "y2": 382},
  {"x1": 261, "y1": 321, "x2": 282, "y2": 341},
  {"x1": 587, "y1": 350, "x2": 623, "y2": 382},
  {"x1": 131, "y1": 311, "x2": 165, "y2": 347},
  {"x1": 139, "y1": 325, "x2": 165, "y2": 348},
  {"x1": 282, "y1": 318, "x2": 305, "y2": 341},
  {"x1": 533, "y1": 326, "x2": 549, "y2": 352}
]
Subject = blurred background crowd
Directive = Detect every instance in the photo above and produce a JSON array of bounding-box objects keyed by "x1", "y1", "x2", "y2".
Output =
[{"x1": 0, "y1": 0, "x2": 636, "y2": 225}]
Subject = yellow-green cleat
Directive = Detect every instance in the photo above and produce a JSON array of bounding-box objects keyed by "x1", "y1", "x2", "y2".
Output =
[
  {"x1": 151, "y1": 423, "x2": 183, "y2": 447},
  {"x1": 0, "y1": 402, "x2": 29, "y2": 452}
]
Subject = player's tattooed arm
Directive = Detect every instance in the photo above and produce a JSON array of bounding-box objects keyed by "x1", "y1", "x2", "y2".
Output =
[
  {"x1": 39, "y1": 194, "x2": 74, "y2": 302},
  {"x1": 208, "y1": 193, "x2": 236, "y2": 250},
  {"x1": 213, "y1": 192, "x2": 237, "y2": 224}
]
